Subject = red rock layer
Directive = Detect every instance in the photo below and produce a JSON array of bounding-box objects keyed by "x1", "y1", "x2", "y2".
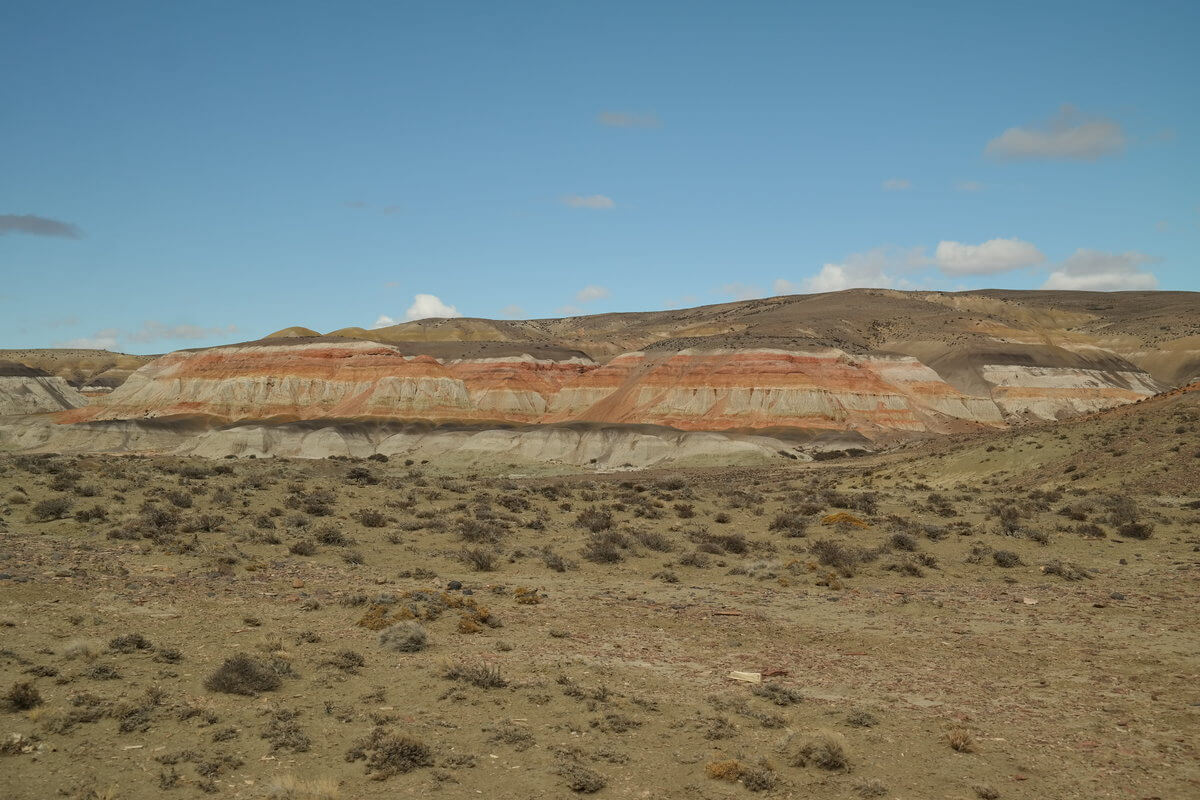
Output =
[{"x1": 67, "y1": 342, "x2": 1008, "y2": 438}]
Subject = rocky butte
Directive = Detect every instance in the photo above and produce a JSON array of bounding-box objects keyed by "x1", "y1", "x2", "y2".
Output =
[{"x1": 2, "y1": 289, "x2": 1197, "y2": 467}]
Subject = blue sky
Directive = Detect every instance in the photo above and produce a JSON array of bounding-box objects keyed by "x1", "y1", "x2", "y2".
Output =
[{"x1": 2, "y1": 0, "x2": 1196, "y2": 354}]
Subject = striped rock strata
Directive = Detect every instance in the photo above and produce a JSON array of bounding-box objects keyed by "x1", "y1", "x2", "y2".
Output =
[
  {"x1": 61, "y1": 339, "x2": 1159, "y2": 438},
  {"x1": 0, "y1": 362, "x2": 88, "y2": 416}
]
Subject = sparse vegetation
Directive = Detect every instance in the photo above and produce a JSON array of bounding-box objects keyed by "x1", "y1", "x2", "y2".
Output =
[{"x1": 204, "y1": 654, "x2": 284, "y2": 695}]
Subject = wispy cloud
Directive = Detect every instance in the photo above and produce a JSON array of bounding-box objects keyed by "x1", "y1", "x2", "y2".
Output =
[
  {"x1": 985, "y1": 105, "x2": 1126, "y2": 161},
  {"x1": 955, "y1": 181, "x2": 984, "y2": 192},
  {"x1": 574, "y1": 285, "x2": 610, "y2": 303},
  {"x1": 126, "y1": 321, "x2": 239, "y2": 343},
  {"x1": 498, "y1": 304, "x2": 525, "y2": 319},
  {"x1": 719, "y1": 283, "x2": 765, "y2": 301},
  {"x1": 882, "y1": 178, "x2": 912, "y2": 191},
  {"x1": 597, "y1": 111, "x2": 661, "y2": 128},
  {"x1": 53, "y1": 321, "x2": 237, "y2": 351},
  {"x1": 0, "y1": 214, "x2": 82, "y2": 239},
  {"x1": 1042, "y1": 250, "x2": 1158, "y2": 291},
  {"x1": 934, "y1": 238, "x2": 1045, "y2": 275},
  {"x1": 562, "y1": 194, "x2": 615, "y2": 209},
  {"x1": 54, "y1": 331, "x2": 120, "y2": 350}
]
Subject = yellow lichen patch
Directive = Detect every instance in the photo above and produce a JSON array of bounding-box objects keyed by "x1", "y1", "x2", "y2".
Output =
[
  {"x1": 705, "y1": 759, "x2": 742, "y2": 781},
  {"x1": 820, "y1": 511, "x2": 868, "y2": 527},
  {"x1": 514, "y1": 587, "x2": 541, "y2": 605},
  {"x1": 356, "y1": 605, "x2": 393, "y2": 631}
]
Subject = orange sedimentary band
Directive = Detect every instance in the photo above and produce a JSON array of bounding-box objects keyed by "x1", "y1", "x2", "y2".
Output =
[{"x1": 68, "y1": 343, "x2": 1152, "y2": 435}]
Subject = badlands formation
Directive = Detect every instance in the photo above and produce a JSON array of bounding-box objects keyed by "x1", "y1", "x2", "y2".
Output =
[{"x1": 3, "y1": 289, "x2": 1198, "y2": 466}]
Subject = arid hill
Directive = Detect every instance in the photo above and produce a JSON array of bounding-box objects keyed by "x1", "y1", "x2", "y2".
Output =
[{"x1": 3, "y1": 290, "x2": 1197, "y2": 462}]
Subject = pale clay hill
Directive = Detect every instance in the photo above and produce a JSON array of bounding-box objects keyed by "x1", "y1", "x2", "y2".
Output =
[{"x1": 2, "y1": 289, "x2": 1198, "y2": 466}]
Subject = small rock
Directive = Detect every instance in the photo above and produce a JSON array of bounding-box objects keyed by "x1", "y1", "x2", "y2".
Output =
[
  {"x1": 292, "y1": 579, "x2": 305, "y2": 589},
  {"x1": 448, "y1": 580, "x2": 463, "y2": 591},
  {"x1": 1109, "y1": 592, "x2": 1126, "y2": 600}
]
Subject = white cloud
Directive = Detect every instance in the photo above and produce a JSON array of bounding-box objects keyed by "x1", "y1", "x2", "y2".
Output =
[
  {"x1": 404, "y1": 294, "x2": 463, "y2": 322},
  {"x1": 556, "y1": 304, "x2": 585, "y2": 316},
  {"x1": 934, "y1": 238, "x2": 1045, "y2": 275},
  {"x1": 126, "y1": 321, "x2": 239, "y2": 343},
  {"x1": 804, "y1": 263, "x2": 893, "y2": 292},
  {"x1": 985, "y1": 105, "x2": 1126, "y2": 161},
  {"x1": 54, "y1": 331, "x2": 120, "y2": 351},
  {"x1": 574, "y1": 285, "x2": 611, "y2": 303},
  {"x1": 719, "y1": 283, "x2": 765, "y2": 301},
  {"x1": 597, "y1": 111, "x2": 661, "y2": 128},
  {"x1": 785, "y1": 246, "x2": 928, "y2": 293},
  {"x1": 882, "y1": 178, "x2": 912, "y2": 191},
  {"x1": 498, "y1": 304, "x2": 525, "y2": 319},
  {"x1": 562, "y1": 194, "x2": 615, "y2": 209},
  {"x1": 1042, "y1": 250, "x2": 1159, "y2": 291},
  {"x1": 372, "y1": 315, "x2": 398, "y2": 329},
  {"x1": 955, "y1": 181, "x2": 984, "y2": 192}
]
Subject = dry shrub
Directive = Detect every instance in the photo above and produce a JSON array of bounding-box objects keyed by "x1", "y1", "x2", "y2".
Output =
[
  {"x1": 346, "y1": 728, "x2": 433, "y2": 779},
  {"x1": 947, "y1": 727, "x2": 976, "y2": 752},
  {"x1": 793, "y1": 729, "x2": 851, "y2": 771},
  {"x1": 1043, "y1": 560, "x2": 1090, "y2": 581},
  {"x1": 581, "y1": 531, "x2": 627, "y2": 563},
  {"x1": 59, "y1": 638, "x2": 103, "y2": 660},
  {"x1": 846, "y1": 708, "x2": 878, "y2": 727},
  {"x1": 575, "y1": 507, "x2": 613, "y2": 532},
  {"x1": 460, "y1": 547, "x2": 498, "y2": 571},
  {"x1": 992, "y1": 550, "x2": 1022, "y2": 568},
  {"x1": 854, "y1": 778, "x2": 888, "y2": 798},
  {"x1": 266, "y1": 774, "x2": 340, "y2": 800},
  {"x1": 752, "y1": 684, "x2": 803, "y2": 706},
  {"x1": 32, "y1": 497, "x2": 72, "y2": 521},
  {"x1": 768, "y1": 512, "x2": 809, "y2": 537},
  {"x1": 263, "y1": 709, "x2": 311, "y2": 753},
  {"x1": 1118, "y1": 522, "x2": 1154, "y2": 539},
  {"x1": 4, "y1": 681, "x2": 42, "y2": 710},
  {"x1": 442, "y1": 660, "x2": 506, "y2": 689},
  {"x1": 204, "y1": 653, "x2": 283, "y2": 695},
  {"x1": 379, "y1": 622, "x2": 427, "y2": 652},
  {"x1": 809, "y1": 539, "x2": 862, "y2": 577},
  {"x1": 556, "y1": 761, "x2": 606, "y2": 793}
]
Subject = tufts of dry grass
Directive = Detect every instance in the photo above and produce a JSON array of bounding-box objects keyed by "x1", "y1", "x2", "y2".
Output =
[
  {"x1": 793, "y1": 729, "x2": 851, "y2": 772},
  {"x1": 378, "y1": 622, "x2": 428, "y2": 652},
  {"x1": 442, "y1": 660, "x2": 506, "y2": 689},
  {"x1": 946, "y1": 727, "x2": 977, "y2": 753},
  {"x1": 266, "y1": 774, "x2": 340, "y2": 800}
]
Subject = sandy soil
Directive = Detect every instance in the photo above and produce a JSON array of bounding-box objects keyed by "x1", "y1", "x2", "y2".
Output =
[{"x1": 0, "y1": 432, "x2": 1196, "y2": 800}]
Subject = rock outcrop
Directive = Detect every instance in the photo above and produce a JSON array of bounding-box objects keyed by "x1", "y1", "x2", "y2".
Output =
[
  {"x1": 0, "y1": 362, "x2": 87, "y2": 416},
  {"x1": 62, "y1": 338, "x2": 1162, "y2": 438},
  {"x1": 7, "y1": 289, "x2": 1194, "y2": 460}
]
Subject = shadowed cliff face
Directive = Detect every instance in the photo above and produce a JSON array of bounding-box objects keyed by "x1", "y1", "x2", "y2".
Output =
[
  {"x1": 61, "y1": 338, "x2": 1162, "y2": 439},
  {"x1": 0, "y1": 362, "x2": 88, "y2": 416}
]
